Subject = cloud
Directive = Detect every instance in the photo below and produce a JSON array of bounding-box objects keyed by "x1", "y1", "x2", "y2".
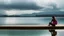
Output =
[
  {"x1": 1, "y1": 0, "x2": 64, "y2": 10},
  {"x1": 0, "y1": 0, "x2": 42, "y2": 10},
  {"x1": 41, "y1": 3, "x2": 60, "y2": 12}
]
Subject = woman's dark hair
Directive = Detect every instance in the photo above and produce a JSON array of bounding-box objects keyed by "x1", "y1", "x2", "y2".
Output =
[
  {"x1": 52, "y1": 16, "x2": 56, "y2": 21},
  {"x1": 52, "y1": 16, "x2": 55, "y2": 19}
]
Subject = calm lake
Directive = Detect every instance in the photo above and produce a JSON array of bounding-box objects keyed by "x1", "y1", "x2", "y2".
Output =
[
  {"x1": 0, "y1": 17, "x2": 64, "y2": 25},
  {"x1": 0, "y1": 17, "x2": 64, "y2": 36},
  {"x1": 0, "y1": 30, "x2": 64, "y2": 36}
]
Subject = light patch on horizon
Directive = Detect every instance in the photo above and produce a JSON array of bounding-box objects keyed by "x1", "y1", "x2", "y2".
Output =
[
  {"x1": 5, "y1": 10, "x2": 17, "y2": 15},
  {"x1": 5, "y1": 10, "x2": 41, "y2": 15}
]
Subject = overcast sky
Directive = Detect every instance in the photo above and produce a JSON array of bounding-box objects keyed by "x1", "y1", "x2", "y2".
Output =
[{"x1": 0, "y1": 0, "x2": 64, "y2": 15}]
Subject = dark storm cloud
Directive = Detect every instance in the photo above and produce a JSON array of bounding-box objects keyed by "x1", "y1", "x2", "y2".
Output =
[
  {"x1": 0, "y1": 1, "x2": 42, "y2": 10},
  {"x1": 6, "y1": 4, "x2": 42, "y2": 10}
]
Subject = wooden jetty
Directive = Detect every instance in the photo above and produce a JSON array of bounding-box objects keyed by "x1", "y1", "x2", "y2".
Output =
[{"x1": 0, "y1": 25, "x2": 64, "y2": 30}]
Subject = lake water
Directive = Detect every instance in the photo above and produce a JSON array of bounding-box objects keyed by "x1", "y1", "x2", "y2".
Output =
[
  {"x1": 0, "y1": 30, "x2": 64, "y2": 36},
  {"x1": 0, "y1": 17, "x2": 64, "y2": 36},
  {"x1": 0, "y1": 17, "x2": 64, "y2": 25}
]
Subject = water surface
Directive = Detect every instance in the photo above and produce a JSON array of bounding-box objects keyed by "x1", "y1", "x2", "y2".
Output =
[
  {"x1": 0, "y1": 30, "x2": 64, "y2": 36},
  {"x1": 0, "y1": 17, "x2": 64, "y2": 25}
]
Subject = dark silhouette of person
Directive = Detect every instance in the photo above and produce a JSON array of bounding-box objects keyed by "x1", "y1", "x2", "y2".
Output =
[
  {"x1": 48, "y1": 16, "x2": 57, "y2": 36},
  {"x1": 48, "y1": 16, "x2": 57, "y2": 26},
  {"x1": 49, "y1": 29, "x2": 57, "y2": 36}
]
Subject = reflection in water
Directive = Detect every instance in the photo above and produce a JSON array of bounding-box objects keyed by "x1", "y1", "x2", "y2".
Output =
[
  {"x1": 7, "y1": 30, "x2": 50, "y2": 36},
  {"x1": 0, "y1": 17, "x2": 6, "y2": 25},
  {"x1": 48, "y1": 22, "x2": 57, "y2": 36},
  {"x1": 49, "y1": 29, "x2": 57, "y2": 36},
  {"x1": 5, "y1": 17, "x2": 17, "y2": 24}
]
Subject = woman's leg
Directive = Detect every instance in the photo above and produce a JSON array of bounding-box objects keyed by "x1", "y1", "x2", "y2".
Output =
[
  {"x1": 49, "y1": 22, "x2": 55, "y2": 26},
  {"x1": 48, "y1": 22, "x2": 52, "y2": 26}
]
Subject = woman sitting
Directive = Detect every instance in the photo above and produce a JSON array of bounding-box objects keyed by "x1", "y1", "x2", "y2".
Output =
[{"x1": 48, "y1": 16, "x2": 57, "y2": 26}]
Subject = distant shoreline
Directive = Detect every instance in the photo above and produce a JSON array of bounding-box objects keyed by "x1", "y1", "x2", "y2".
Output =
[
  {"x1": 0, "y1": 16, "x2": 64, "y2": 17},
  {"x1": 0, "y1": 15, "x2": 64, "y2": 17}
]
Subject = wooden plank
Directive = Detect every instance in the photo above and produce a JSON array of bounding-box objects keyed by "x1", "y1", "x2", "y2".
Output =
[{"x1": 0, "y1": 25, "x2": 64, "y2": 30}]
